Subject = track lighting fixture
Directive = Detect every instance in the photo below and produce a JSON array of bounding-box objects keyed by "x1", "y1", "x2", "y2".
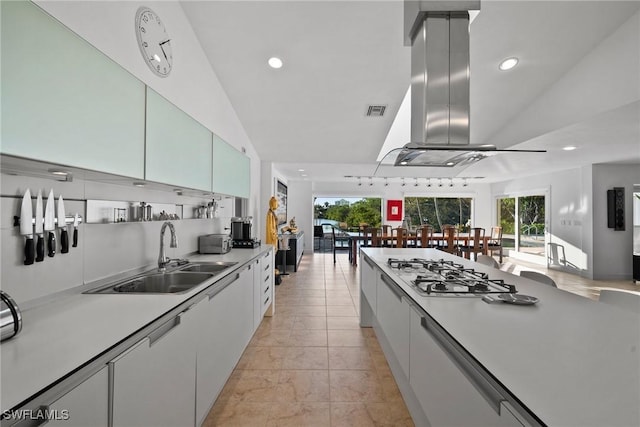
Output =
[
  {"x1": 463, "y1": 179, "x2": 468, "y2": 187},
  {"x1": 449, "y1": 178, "x2": 454, "y2": 187},
  {"x1": 369, "y1": 177, "x2": 373, "y2": 186},
  {"x1": 401, "y1": 178, "x2": 406, "y2": 187},
  {"x1": 384, "y1": 178, "x2": 389, "y2": 187},
  {"x1": 414, "y1": 178, "x2": 419, "y2": 187},
  {"x1": 357, "y1": 177, "x2": 362, "y2": 186},
  {"x1": 438, "y1": 179, "x2": 443, "y2": 188},
  {"x1": 427, "y1": 178, "x2": 432, "y2": 188}
]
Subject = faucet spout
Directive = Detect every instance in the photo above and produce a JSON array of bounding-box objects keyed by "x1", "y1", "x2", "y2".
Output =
[{"x1": 158, "y1": 222, "x2": 177, "y2": 271}]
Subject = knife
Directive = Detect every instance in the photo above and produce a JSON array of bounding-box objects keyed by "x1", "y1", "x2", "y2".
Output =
[
  {"x1": 72, "y1": 213, "x2": 79, "y2": 248},
  {"x1": 58, "y1": 195, "x2": 69, "y2": 254},
  {"x1": 35, "y1": 190, "x2": 45, "y2": 262},
  {"x1": 45, "y1": 189, "x2": 56, "y2": 257},
  {"x1": 20, "y1": 189, "x2": 35, "y2": 265}
]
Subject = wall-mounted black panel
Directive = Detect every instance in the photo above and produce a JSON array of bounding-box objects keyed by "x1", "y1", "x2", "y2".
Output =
[{"x1": 607, "y1": 187, "x2": 625, "y2": 231}]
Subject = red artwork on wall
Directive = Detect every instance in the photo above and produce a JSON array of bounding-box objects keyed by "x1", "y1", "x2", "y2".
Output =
[{"x1": 386, "y1": 199, "x2": 403, "y2": 221}]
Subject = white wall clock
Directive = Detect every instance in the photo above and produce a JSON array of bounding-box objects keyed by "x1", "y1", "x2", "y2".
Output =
[{"x1": 135, "y1": 7, "x2": 172, "y2": 77}]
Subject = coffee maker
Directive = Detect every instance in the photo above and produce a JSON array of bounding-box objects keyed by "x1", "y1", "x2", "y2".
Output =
[{"x1": 231, "y1": 217, "x2": 260, "y2": 248}]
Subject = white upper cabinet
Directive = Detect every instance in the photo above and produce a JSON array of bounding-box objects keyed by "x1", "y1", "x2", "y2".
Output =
[
  {"x1": 145, "y1": 88, "x2": 212, "y2": 191},
  {"x1": 212, "y1": 134, "x2": 250, "y2": 198},
  {"x1": 1, "y1": 2, "x2": 145, "y2": 179}
]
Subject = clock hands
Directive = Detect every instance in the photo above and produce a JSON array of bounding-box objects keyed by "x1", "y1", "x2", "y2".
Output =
[{"x1": 159, "y1": 39, "x2": 171, "y2": 61}]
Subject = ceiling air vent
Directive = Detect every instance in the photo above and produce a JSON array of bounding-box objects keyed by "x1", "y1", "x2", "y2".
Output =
[{"x1": 366, "y1": 105, "x2": 387, "y2": 117}]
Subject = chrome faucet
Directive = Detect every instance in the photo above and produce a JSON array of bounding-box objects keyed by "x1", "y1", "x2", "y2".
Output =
[{"x1": 158, "y1": 221, "x2": 177, "y2": 271}]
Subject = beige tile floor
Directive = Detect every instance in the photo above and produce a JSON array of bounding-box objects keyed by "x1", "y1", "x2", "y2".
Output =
[
  {"x1": 203, "y1": 251, "x2": 414, "y2": 427},
  {"x1": 203, "y1": 249, "x2": 639, "y2": 426}
]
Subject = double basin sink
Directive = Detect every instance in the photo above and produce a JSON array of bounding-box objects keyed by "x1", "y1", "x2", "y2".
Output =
[{"x1": 87, "y1": 262, "x2": 237, "y2": 295}]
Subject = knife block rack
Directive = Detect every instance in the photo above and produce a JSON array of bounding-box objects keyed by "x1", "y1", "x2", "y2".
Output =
[{"x1": 13, "y1": 215, "x2": 83, "y2": 228}]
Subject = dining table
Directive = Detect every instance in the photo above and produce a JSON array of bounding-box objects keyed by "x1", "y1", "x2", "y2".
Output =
[{"x1": 348, "y1": 232, "x2": 490, "y2": 266}]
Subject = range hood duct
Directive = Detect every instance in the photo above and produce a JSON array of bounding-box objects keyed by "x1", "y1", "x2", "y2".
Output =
[
  {"x1": 377, "y1": 0, "x2": 544, "y2": 170},
  {"x1": 410, "y1": 10, "x2": 472, "y2": 147}
]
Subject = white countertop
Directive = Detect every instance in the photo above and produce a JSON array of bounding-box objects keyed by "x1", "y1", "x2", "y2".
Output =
[
  {"x1": 362, "y1": 248, "x2": 640, "y2": 427},
  {"x1": 0, "y1": 247, "x2": 271, "y2": 412}
]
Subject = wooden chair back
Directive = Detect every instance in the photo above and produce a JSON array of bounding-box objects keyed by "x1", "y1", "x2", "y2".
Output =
[
  {"x1": 441, "y1": 225, "x2": 458, "y2": 254},
  {"x1": 370, "y1": 227, "x2": 380, "y2": 247},
  {"x1": 393, "y1": 227, "x2": 407, "y2": 248},
  {"x1": 418, "y1": 225, "x2": 434, "y2": 248}
]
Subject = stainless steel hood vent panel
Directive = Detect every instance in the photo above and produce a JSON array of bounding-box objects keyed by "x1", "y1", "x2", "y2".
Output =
[{"x1": 411, "y1": 12, "x2": 470, "y2": 146}]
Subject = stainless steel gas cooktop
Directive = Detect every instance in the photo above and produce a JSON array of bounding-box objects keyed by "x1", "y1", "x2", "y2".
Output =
[{"x1": 387, "y1": 258, "x2": 516, "y2": 297}]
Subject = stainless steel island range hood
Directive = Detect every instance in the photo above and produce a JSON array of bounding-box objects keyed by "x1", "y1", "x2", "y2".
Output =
[{"x1": 379, "y1": 1, "x2": 544, "y2": 170}]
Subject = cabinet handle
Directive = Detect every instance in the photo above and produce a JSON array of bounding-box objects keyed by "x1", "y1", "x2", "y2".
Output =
[
  {"x1": 264, "y1": 275, "x2": 270, "y2": 282},
  {"x1": 264, "y1": 264, "x2": 270, "y2": 271},
  {"x1": 419, "y1": 316, "x2": 505, "y2": 414},
  {"x1": 264, "y1": 285, "x2": 270, "y2": 294},
  {"x1": 380, "y1": 273, "x2": 403, "y2": 301},
  {"x1": 364, "y1": 256, "x2": 374, "y2": 268},
  {"x1": 207, "y1": 273, "x2": 240, "y2": 300},
  {"x1": 264, "y1": 296, "x2": 270, "y2": 305},
  {"x1": 148, "y1": 314, "x2": 181, "y2": 346}
]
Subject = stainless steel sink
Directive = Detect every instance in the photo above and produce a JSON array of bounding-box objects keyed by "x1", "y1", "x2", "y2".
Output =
[
  {"x1": 89, "y1": 272, "x2": 214, "y2": 294},
  {"x1": 178, "y1": 261, "x2": 237, "y2": 273}
]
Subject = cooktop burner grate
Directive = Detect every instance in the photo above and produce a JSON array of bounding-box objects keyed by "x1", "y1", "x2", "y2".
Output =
[{"x1": 386, "y1": 257, "x2": 516, "y2": 297}]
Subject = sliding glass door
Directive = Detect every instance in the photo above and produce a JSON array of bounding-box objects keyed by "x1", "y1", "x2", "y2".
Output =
[{"x1": 497, "y1": 194, "x2": 547, "y2": 263}]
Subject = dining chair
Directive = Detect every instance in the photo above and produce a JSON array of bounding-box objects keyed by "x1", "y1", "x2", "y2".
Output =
[
  {"x1": 370, "y1": 227, "x2": 381, "y2": 247},
  {"x1": 475, "y1": 254, "x2": 500, "y2": 269},
  {"x1": 313, "y1": 225, "x2": 325, "y2": 252},
  {"x1": 485, "y1": 226, "x2": 504, "y2": 263},
  {"x1": 459, "y1": 227, "x2": 485, "y2": 261},
  {"x1": 519, "y1": 270, "x2": 557, "y2": 287},
  {"x1": 438, "y1": 226, "x2": 459, "y2": 254},
  {"x1": 417, "y1": 225, "x2": 434, "y2": 248},
  {"x1": 598, "y1": 289, "x2": 640, "y2": 314},
  {"x1": 393, "y1": 227, "x2": 407, "y2": 248}
]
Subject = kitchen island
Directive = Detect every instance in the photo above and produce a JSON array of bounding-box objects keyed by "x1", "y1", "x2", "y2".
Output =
[
  {"x1": 360, "y1": 248, "x2": 640, "y2": 427},
  {"x1": 0, "y1": 247, "x2": 274, "y2": 426}
]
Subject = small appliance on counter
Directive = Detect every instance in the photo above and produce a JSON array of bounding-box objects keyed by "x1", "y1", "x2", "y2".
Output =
[
  {"x1": 198, "y1": 234, "x2": 232, "y2": 254},
  {"x1": 1, "y1": 291, "x2": 22, "y2": 342},
  {"x1": 231, "y1": 217, "x2": 261, "y2": 248}
]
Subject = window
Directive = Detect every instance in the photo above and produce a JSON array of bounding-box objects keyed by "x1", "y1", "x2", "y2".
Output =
[{"x1": 404, "y1": 197, "x2": 472, "y2": 232}]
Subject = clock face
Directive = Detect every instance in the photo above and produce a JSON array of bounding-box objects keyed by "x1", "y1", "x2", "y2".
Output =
[{"x1": 135, "y1": 7, "x2": 172, "y2": 77}]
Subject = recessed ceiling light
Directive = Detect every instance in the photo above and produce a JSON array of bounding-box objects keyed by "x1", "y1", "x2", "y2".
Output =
[
  {"x1": 301, "y1": 174, "x2": 307, "y2": 177},
  {"x1": 563, "y1": 145, "x2": 577, "y2": 151},
  {"x1": 400, "y1": 161, "x2": 408, "y2": 165},
  {"x1": 268, "y1": 57, "x2": 283, "y2": 69},
  {"x1": 133, "y1": 182, "x2": 146, "y2": 187},
  {"x1": 298, "y1": 169, "x2": 305, "y2": 172},
  {"x1": 49, "y1": 170, "x2": 68, "y2": 176},
  {"x1": 153, "y1": 54, "x2": 161, "y2": 62},
  {"x1": 499, "y1": 57, "x2": 519, "y2": 71}
]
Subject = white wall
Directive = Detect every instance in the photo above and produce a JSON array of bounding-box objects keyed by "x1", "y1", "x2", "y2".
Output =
[
  {"x1": 491, "y1": 164, "x2": 640, "y2": 280},
  {"x1": 591, "y1": 164, "x2": 640, "y2": 280}
]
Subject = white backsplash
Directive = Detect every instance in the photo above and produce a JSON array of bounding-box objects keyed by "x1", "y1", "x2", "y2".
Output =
[{"x1": 1, "y1": 173, "x2": 232, "y2": 306}]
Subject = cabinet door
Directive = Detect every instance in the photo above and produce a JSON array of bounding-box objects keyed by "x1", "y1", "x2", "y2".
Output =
[
  {"x1": 253, "y1": 258, "x2": 263, "y2": 331},
  {"x1": 146, "y1": 87, "x2": 212, "y2": 190},
  {"x1": 1, "y1": 2, "x2": 145, "y2": 178},
  {"x1": 375, "y1": 272, "x2": 411, "y2": 379},
  {"x1": 111, "y1": 303, "x2": 201, "y2": 427},
  {"x1": 195, "y1": 268, "x2": 254, "y2": 425},
  {"x1": 409, "y1": 307, "x2": 515, "y2": 427},
  {"x1": 260, "y1": 249, "x2": 274, "y2": 318},
  {"x1": 212, "y1": 134, "x2": 250, "y2": 198},
  {"x1": 360, "y1": 255, "x2": 377, "y2": 312},
  {"x1": 47, "y1": 367, "x2": 108, "y2": 427}
]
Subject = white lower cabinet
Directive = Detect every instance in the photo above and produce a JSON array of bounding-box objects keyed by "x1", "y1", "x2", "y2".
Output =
[
  {"x1": 46, "y1": 367, "x2": 108, "y2": 427},
  {"x1": 360, "y1": 255, "x2": 377, "y2": 313},
  {"x1": 110, "y1": 301, "x2": 203, "y2": 427},
  {"x1": 375, "y1": 272, "x2": 411, "y2": 380},
  {"x1": 259, "y1": 248, "x2": 274, "y2": 319},
  {"x1": 409, "y1": 306, "x2": 520, "y2": 427},
  {"x1": 195, "y1": 266, "x2": 254, "y2": 425}
]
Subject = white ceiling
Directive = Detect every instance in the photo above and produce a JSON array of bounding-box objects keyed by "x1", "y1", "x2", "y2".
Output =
[{"x1": 181, "y1": 1, "x2": 640, "y2": 184}]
